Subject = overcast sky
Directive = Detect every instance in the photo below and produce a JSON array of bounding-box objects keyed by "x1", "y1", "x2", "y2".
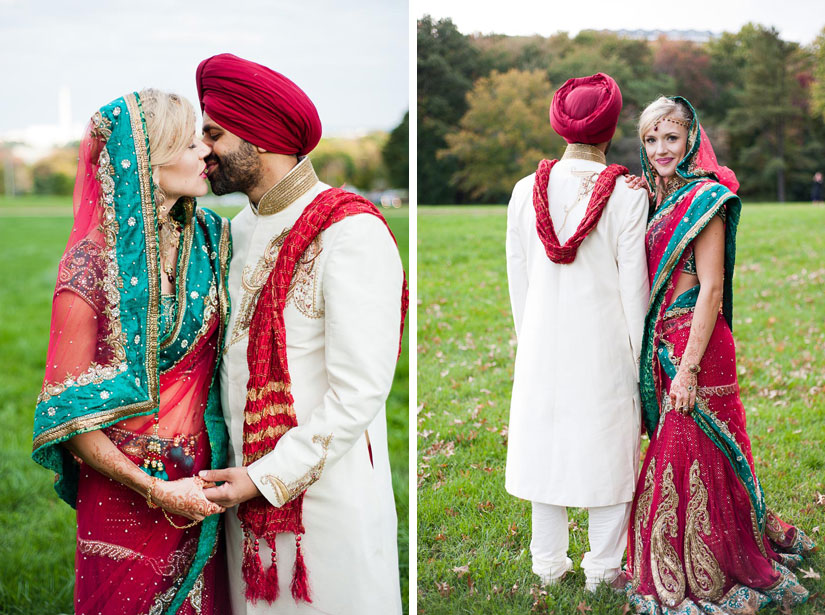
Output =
[
  {"x1": 417, "y1": 0, "x2": 824, "y2": 45},
  {"x1": 0, "y1": 0, "x2": 408, "y2": 139}
]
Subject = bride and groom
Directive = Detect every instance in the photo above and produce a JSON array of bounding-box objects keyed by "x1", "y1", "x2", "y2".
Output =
[
  {"x1": 505, "y1": 72, "x2": 815, "y2": 611},
  {"x1": 32, "y1": 53, "x2": 406, "y2": 614}
]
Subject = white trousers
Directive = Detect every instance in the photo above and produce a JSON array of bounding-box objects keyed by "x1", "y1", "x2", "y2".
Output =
[{"x1": 530, "y1": 501, "x2": 631, "y2": 582}]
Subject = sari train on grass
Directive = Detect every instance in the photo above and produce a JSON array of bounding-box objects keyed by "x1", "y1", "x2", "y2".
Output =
[
  {"x1": 31, "y1": 93, "x2": 231, "y2": 615},
  {"x1": 625, "y1": 97, "x2": 815, "y2": 614}
]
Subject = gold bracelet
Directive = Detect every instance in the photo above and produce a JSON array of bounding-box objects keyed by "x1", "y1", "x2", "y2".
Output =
[
  {"x1": 146, "y1": 476, "x2": 159, "y2": 509},
  {"x1": 163, "y1": 509, "x2": 200, "y2": 530}
]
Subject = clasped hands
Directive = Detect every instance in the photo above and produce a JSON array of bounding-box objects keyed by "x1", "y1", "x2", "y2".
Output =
[
  {"x1": 150, "y1": 468, "x2": 262, "y2": 521},
  {"x1": 149, "y1": 476, "x2": 223, "y2": 521}
]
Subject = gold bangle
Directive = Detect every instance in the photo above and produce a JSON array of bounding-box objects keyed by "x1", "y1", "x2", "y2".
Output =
[
  {"x1": 163, "y1": 509, "x2": 200, "y2": 530},
  {"x1": 146, "y1": 476, "x2": 159, "y2": 509}
]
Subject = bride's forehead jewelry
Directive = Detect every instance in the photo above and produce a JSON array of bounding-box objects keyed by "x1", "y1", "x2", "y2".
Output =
[{"x1": 653, "y1": 116, "x2": 691, "y2": 132}]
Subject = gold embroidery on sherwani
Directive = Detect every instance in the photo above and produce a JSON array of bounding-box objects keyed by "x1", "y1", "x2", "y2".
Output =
[
  {"x1": 632, "y1": 457, "x2": 657, "y2": 590},
  {"x1": 255, "y1": 157, "x2": 318, "y2": 216},
  {"x1": 650, "y1": 463, "x2": 686, "y2": 606},
  {"x1": 684, "y1": 460, "x2": 725, "y2": 600},
  {"x1": 228, "y1": 230, "x2": 323, "y2": 349},
  {"x1": 561, "y1": 143, "x2": 607, "y2": 165},
  {"x1": 261, "y1": 434, "x2": 334, "y2": 505}
]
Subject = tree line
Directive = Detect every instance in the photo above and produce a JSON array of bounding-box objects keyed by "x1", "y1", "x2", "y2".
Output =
[
  {"x1": 418, "y1": 16, "x2": 825, "y2": 204},
  {"x1": 1, "y1": 116, "x2": 409, "y2": 198}
]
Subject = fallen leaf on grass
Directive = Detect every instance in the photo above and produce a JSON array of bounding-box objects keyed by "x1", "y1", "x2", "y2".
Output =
[
  {"x1": 434, "y1": 533, "x2": 446, "y2": 541},
  {"x1": 800, "y1": 566, "x2": 821, "y2": 580},
  {"x1": 477, "y1": 501, "x2": 495, "y2": 512},
  {"x1": 435, "y1": 581, "x2": 453, "y2": 597},
  {"x1": 576, "y1": 602, "x2": 593, "y2": 614},
  {"x1": 816, "y1": 492, "x2": 825, "y2": 506},
  {"x1": 452, "y1": 565, "x2": 469, "y2": 577}
]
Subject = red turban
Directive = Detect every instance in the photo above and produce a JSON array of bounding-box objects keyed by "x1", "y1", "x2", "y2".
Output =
[
  {"x1": 196, "y1": 53, "x2": 322, "y2": 156},
  {"x1": 549, "y1": 73, "x2": 622, "y2": 144}
]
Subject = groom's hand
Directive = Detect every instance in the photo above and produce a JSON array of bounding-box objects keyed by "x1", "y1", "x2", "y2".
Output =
[{"x1": 199, "y1": 467, "x2": 261, "y2": 507}]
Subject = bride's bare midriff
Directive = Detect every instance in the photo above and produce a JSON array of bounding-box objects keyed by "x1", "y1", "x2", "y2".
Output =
[{"x1": 673, "y1": 271, "x2": 699, "y2": 299}]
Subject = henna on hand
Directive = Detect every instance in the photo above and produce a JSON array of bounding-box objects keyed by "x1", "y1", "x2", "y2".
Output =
[
  {"x1": 669, "y1": 369, "x2": 698, "y2": 414},
  {"x1": 153, "y1": 477, "x2": 225, "y2": 521}
]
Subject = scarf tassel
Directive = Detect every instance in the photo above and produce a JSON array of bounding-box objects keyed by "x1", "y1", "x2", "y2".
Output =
[
  {"x1": 291, "y1": 534, "x2": 311, "y2": 603},
  {"x1": 242, "y1": 529, "x2": 268, "y2": 603}
]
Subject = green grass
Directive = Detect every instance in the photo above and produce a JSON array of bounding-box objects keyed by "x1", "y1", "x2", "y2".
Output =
[
  {"x1": 0, "y1": 200, "x2": 409, "y2": 614},
  {"x1": 417, "y1": 204, "x2": 825, "y2": 614}
]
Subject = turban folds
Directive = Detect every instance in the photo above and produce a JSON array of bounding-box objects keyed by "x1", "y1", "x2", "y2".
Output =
[
  {"x1": 196, "y1": 53, "x2": 322, "y2": 156},
  {"x1": 549, "y1": 73, "x2": 622, "y2": 145}
]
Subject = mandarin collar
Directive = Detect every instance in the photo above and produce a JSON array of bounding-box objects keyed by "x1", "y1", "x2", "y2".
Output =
[
  {"x1": 560, "y1": 143, "x2": 607, "y2": 166},
  {"x1": 252, "y1": 157, "x2": 319, "y2": 216}
]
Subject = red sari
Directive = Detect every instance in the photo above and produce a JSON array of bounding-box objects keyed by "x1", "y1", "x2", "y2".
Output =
[{"x1": 625, "y1": 97, "x2": 815, "y2": 613}]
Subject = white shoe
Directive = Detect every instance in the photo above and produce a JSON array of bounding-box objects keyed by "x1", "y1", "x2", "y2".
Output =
[
  {"x1": 585, "y1": 570, "x2": 629, "y2": 593},
  {"x1": 536, "y1": 557, "x2": 573, "y2": 586}
]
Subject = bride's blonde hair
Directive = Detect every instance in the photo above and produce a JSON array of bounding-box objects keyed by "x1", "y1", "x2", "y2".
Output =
[
  {"x1": 139, "y1": 88, "x2": 196, "y2": 206},
  {"x1": 140, "y1": 88, "x2": 196, "y2": 168},
  {"x1": 638, "y1": 96, "x2": 691, "y2": 140}
]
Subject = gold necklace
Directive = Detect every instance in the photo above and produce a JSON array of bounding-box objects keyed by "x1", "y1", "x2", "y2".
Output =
[{"x1": 158, "y1": 218, "x2": 182, "y2": 284}]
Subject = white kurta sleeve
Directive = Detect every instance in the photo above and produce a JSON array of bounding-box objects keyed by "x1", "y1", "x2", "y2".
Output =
[
  {"x1": 616, "y1": 187, "x2": 650, "y2": 372},
  {"x1": 247, "y1": 214, "x2": 403, "y2": 507},
  {"x1": 506, "y1": 180, "x2": 529, "y2": 338}
]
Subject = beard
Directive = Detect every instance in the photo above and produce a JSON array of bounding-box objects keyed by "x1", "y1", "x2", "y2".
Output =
[{"x1": 206, "y1": 141, "x2": 263, "y2": 196}]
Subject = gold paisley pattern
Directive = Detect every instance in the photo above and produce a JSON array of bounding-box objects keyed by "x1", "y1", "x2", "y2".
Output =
[
  {"x1": 632, "y1": 457, "x2": 657, "y2": 591},
  {"x1": 78, "y1": 537, "x2": 196, "y2": 578},
  {"x1": 228, "y1": 229, "x2": 323, "y2": 349},
  {"x1": 684, "y1": 460, "x2": 725, "y2": 600},
  {"x1": 650, "y1": 463, "x2": 686, "y2": 606}
]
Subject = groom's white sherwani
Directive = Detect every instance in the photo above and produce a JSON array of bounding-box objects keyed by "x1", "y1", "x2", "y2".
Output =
[
  {"x1": 505, "y1": 148, "x2": 649, "y2": 508},
  {"x1": 219, "y1": 158, "x2": 403, "y2": 615}
]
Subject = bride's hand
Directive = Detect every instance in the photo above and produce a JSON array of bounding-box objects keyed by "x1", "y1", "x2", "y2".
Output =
[
  {"x1": 624, "y1": 174, "x2": 654, "y2": 201},
  {"x1": 151, "y1": 476, "x2": 225, "y2": 521},
  {"x1": 669, "y1": 369, "x2": 697, "y2": 415}
]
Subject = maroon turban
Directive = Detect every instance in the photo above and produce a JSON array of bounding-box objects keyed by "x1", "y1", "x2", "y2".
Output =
[
  {"x1": 196, "y1": 53, "x2": 322, "y2": 156},
  {"x1": 549, "y1": 73, "x2": 622, "y2": 145}
]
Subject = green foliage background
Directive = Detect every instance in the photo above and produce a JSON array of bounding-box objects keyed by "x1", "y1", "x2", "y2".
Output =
[
  {"x1": 417, "y1": 204, "x2": 825, "y2": 614},
  {"x1": 0, "y1": 197, "x2": 409, "y2": 615},
  {"x1": 418, "y1": 18, "x2": 825, "y2": 204}
]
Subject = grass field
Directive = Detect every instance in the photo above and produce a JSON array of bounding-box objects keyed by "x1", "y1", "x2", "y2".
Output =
[
  {"x1": 0, "y1": 197, "x2": 409, "y2": 614},
  {"x1": 417, "y1": 204, "x2": 825, "y2": 614}
]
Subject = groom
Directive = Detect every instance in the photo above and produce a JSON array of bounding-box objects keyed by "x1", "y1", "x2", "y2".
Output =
[
  {"x1": 505, "y1": 73, "x2": 649, "y2": 591},
  {"x1": 195, "y1": 54, "x2": 406, "y2": 615}
]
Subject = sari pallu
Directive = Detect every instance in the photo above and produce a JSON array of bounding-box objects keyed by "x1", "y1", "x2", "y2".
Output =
[
  {"x1": 625, "y1": 98, "x2": 815, "y2": 614},
  {"x1": 31, "y1": 94, "x2": 231, "y2": 615}
]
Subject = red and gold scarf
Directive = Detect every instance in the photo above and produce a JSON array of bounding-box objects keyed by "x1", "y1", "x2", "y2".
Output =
[
  {"x1": 240, "y1": 187, "x2": 408, "y2": 604},
  {"x1": 532, "y1": 158, "x2": 628, "y2": 263}
]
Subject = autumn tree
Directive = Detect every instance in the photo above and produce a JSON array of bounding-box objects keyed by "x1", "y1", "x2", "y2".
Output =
[{"x1": 442, "y1": 69, "x2": 564, "y2": 203}]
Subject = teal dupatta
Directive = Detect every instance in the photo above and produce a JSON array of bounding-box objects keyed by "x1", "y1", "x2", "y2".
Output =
[{"x1": 31, "y1": 93, "x2": 231, "y2": 613}]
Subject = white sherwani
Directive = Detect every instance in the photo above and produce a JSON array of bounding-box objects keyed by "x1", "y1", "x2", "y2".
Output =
[
  {"x1": 219, "y1": 158, "x2": 403, "y2": 615},
  {"x1": 505, "y1": 148, "x2": 649, "y2": 508}
]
